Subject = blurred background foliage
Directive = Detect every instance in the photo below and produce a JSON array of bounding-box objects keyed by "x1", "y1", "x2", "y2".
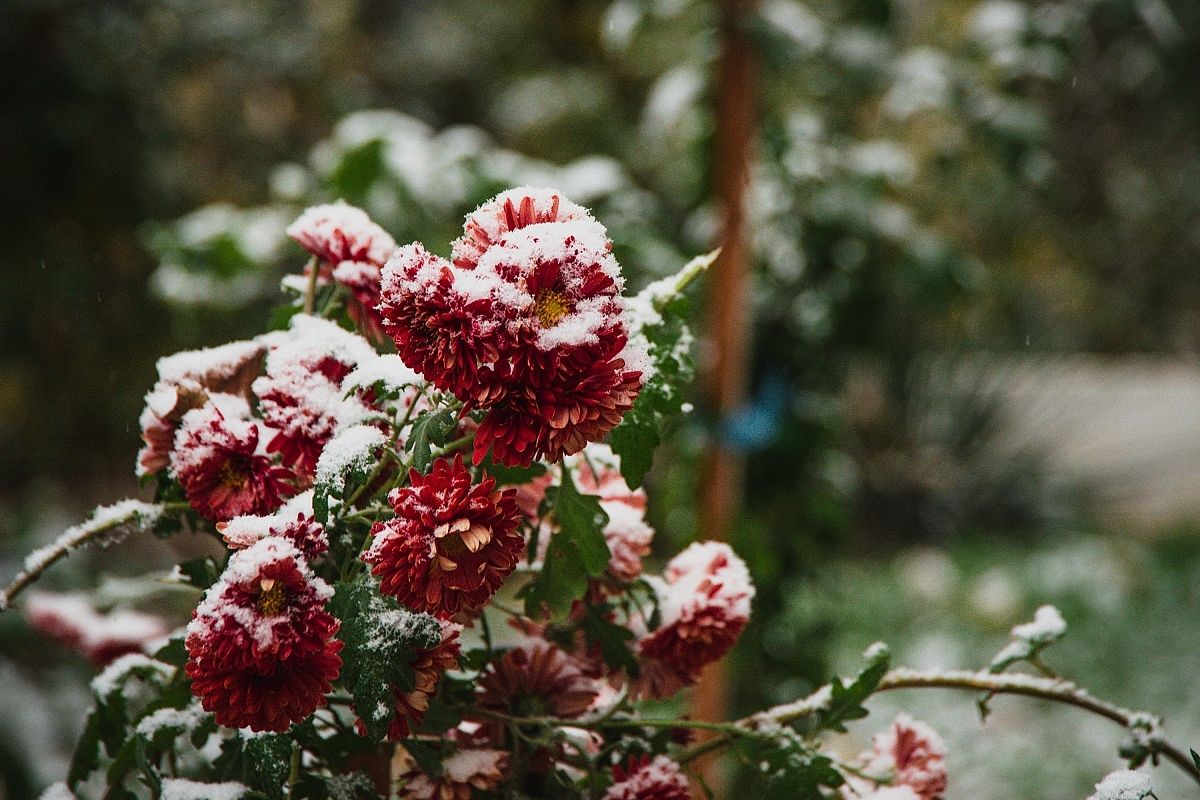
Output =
[{"x1": 3, "y1": 0, "x2": 1200, "y2": 797}]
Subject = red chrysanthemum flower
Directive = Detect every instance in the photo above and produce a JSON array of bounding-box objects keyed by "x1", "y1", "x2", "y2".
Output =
[
  {"x1": 137, "y1": 340, "x2": 265, "y2": 476},
  {"x1": 604, "y1": 755, "x2": 690, "y2": 800},
  {"x1": 472, "y1": 332, "x2": 645, "y2": 467},
  {"x1": 475, "y1": 640, "x2": 598, "y2": 720},
  {"x1": 451, "y1": 186, "x2": 589, "y2": 269},
  {"x1": 170, "y1": 400, "x2": 294, "y2": 521},
  {"x1": 218, "y1": 499, "x2": 328, "y2": 560},
  {"x1": 378, "y1": 242, "x2": 508, "y2": 404},
  {"x1": 634, "y1": 541, "x2": 754, "y2": 699},
  {"x1": 846, "y1": 715, "x2": 948, "y2": 800},
  {"x1": 25, "y1": 592, "x2": 167, "y2": 665},
  {"x1": 287, "y1": 201, "x2": 397, "y2": 267},
  {"x1": 185, "y1": 538, "x2": 342, "y2": 732},
  {"x1": 396, "y1": 746, "x2": 508, "y2": 800},
  {"x1": 363, "y1": 456, "x2": 522, "y2": 616},
  {"x1": 253, "y1": 363, "x2": 343, "y2": 482},
  {"x1": 388, "y1": 619, "x2": 463, "y2": 738}
]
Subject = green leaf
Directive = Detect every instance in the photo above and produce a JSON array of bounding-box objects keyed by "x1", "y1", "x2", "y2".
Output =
[
  {"x1": 733, "y1": 729, "x2": 843, "y2": 800},
  {"x1": 67, "y1": 707, "x2": 103, "y2": 787},
  {"x1": 400, "y1": 738, "x2": 444, "y2": 778},
  {"x1": 815, "y1": 654, "x2": 890, "y2": 734},
  {"x1": 405, "y1": 406, "x2": 459, "y2": 473},
  {"x1": 329, "y1": 575, "x2": 442, "y2": 741},
  {"x1": 478, "y1": 454, "x2": 548, "y2": 486},
  {"x1": 243, "y1": 733, "x2": 292, "y2": 800},
  {"x1": 607, "y1": 416, "x2": 659, "y2": 489},
  {"x1": 519, "y1": 467, "x2": 610, "y2": 617},
  {"x1": 578, "y1": 603, "x2": 639, "y2": 676}
]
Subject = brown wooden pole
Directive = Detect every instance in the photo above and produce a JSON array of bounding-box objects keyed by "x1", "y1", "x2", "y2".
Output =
[{"x1": 692, "y1": 0, "x2": 757, "y2": 794}]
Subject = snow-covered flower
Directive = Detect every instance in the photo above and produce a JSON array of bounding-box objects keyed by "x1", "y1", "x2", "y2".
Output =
[
  {"x1": 604, "y1": 754, "x2": 690, "y2": 800},
  {"x1": 635, "y1": 541, "x2": 755, "y2": 698},
  {"x1": 451, "y1": 185, "x2": 589, "y2": 269},
  {"x1": 600, "y1": 500, "x2": 654, "y2": 581},
  {"x1": 25, "y1": 592, "x2": 167, "y2": 665},
  {"x1": 476, "y1": 639, "x2": 599, "y2": 720},
  {"x1": 397, "y1": 746, "x2": 508, "y2": 800},
  {"x1": 846, "y1": 714, "x2": 947, "y2": 800},
  {"x1": 287, "y1": 201, "x2": 397, "y2": 268},
  {"x1": 170, "y1": 400, "x2": 294, "y2": 521},
  {"x1": 1086, "y1": 769, "x2": 1154, "y2": 800},
  {"x1": 218, "y1": 504, "x2": 327, "y2": 560},
  {"x1": 388, "y1": 619, "x2": 463, "y2": 738},
  {"x1": 185, "y1": 538, "x2": 341, "y2": 731},
  {"x1": 364, "y1": 456, "x2": 523, "y2": 615},
  {"x1": 137, "y1": 341, "x2": 265, "y2": 476}
]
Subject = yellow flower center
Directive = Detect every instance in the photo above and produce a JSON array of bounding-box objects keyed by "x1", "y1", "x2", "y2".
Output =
[
  {"x1": 258, "y1": 579, "x2": 285, "y2": 615},
  {"x1": 219, "y1": 460, "x2": 248, "y2": 490},
  {"x1": 534, "y1": 288, "x2": 571, "y2": 328}
]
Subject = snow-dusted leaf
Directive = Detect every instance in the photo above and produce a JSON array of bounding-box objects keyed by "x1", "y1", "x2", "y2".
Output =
[{"x1": 328, "y1": 575, "x2": 441, "y2": 742}]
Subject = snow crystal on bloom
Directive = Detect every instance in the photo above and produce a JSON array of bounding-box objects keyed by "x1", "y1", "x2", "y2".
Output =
[
  {"x1": 859, "y1": 789, "x2": 920, "y2": 800},
  {"x1": 604, "y1": 755, "x2": 690, "y2": 800},
  {"x1": 160, "y1": 778, "x2": 248, "y2": 800},
  {"x1": 342, "y1": 353, "x2": 424, "y2": 395},
  {"x1": 287, "y1": 201, "x2": 397, "y2": 267},
  {"x1": 315, "y1": 424, "x2": 386, "y2": 489},
  {"x1": 452, "y1": 185, "x2": 591, "y2": 269},
  {"x1": 1087, "y1": 769, "x2": 1153, "y2": 800},
  {"x1": 90, "y1": 653, "x2": 172, "y2": 699}
]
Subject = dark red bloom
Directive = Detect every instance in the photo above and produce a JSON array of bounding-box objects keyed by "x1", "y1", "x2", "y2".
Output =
[
  {"x1": 25, "y1": 592, "x2": 167, "y2": 666},
  {"x1": 185, "y1": 538, "x2": 342, "y2": 732},
  {"x1": 475, "y1": 640, "x2": 598, "y2": 719},
  {"x1": 378, "y1": 243, "x2": 508, "y2": 404},
  {"x1": 604, "y1": 755, "x2": 690, "y2": 800},
  {"x1": 218, "y1": 507, "x2": 328, "y2": 560},
  {"x1": 363, "y1": 456, "x2": 522, "y2": 616},
  {"x1": 170, "y1": 402, "x2": 294, "y2": 521}
]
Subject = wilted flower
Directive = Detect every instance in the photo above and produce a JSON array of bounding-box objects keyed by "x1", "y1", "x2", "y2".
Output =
[
  {"x1": 185, "y1": 538, "x2": 341, "y2": 732},
  {"x1": 604, "y1": 755, "x2": 690, "y2": 800},
  {"x1": 635, "y1": 541, "x2": 755, "y2": 698},
  {"x1": 364, "y1": 456, "x2": 523, "y2": 616},
  {"x1": 170, "y1": 399, "x2": 294, "y2": 521},
  {"x1": 476, "y1": 640, "x2": 598, "y2": 719},
  {"x1": 388, "y1": 619, "x2": 463, "y2": 738},
  {"x1": 397, "y1": 746, "x2": 508, "y2": 800}
]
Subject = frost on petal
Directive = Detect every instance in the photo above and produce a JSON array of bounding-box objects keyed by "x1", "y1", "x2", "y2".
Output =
[
  {"x1": 847, "y1": 715, "x2": 948, "y2": 800},
  {"x1": 604, "y1": 754, "x2": 690, "y2": 800},
  {"x1": 160, "y1": 779, "x2": 249, "y2": 800},
  {"x1": 452, "y1": 185, "x2": 591, "y2": 269}
]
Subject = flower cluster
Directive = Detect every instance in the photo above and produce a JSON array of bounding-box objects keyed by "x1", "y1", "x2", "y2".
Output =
[
  {"x1": 185, "y1": 538, "x2": 342, "y2": 732},
  {"x1": 378, "y1": 187, "x2": 648, "y2": 466}
]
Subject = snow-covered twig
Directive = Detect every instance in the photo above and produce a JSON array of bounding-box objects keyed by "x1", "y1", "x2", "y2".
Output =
[{"x1": 1, "y1": 500, "x2": 165, "y2": 610}]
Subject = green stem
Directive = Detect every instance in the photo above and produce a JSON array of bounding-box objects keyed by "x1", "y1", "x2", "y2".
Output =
[{"x1": 303, "y1": 256, "x2": 320, "y2": 314}]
